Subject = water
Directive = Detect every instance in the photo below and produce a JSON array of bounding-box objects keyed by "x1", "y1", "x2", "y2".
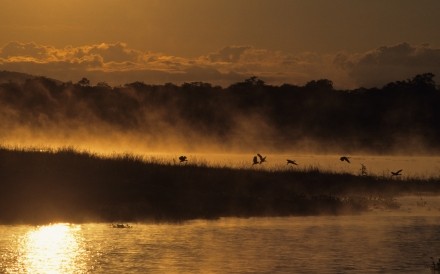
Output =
[{"x1": 1, "y1": 197, "x2": 440, "y2": 273}]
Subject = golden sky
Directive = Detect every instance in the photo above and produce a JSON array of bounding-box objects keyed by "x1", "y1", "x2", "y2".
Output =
[{"x1": 1, "y1": 0, "x2": 440, "y2": 88}]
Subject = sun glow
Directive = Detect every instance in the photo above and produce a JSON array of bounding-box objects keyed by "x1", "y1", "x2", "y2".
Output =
[{"x1": 18, "y1": 223, "x2": 86, "y2": 274}]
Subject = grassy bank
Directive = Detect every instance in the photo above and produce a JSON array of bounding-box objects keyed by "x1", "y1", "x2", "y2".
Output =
[{"x1": 0, "y1": 147, "x2": 439, "y2": 224}]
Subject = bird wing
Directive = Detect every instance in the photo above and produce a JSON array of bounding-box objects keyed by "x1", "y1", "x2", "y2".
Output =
[
  {"x1": 391, "y1": 169, "x2": 402, "y2": 175},
  {"x1": 257, "y1": 153, "x2": 263, "y2": 160},
  {"x1": 253, "y1": 156, "x2": 258, "y2": 164},
  {"x1": 340, "y1": 156, "x2": 350, "y2": 163}
]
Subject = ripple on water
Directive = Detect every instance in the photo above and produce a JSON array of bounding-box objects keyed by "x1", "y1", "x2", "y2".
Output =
[{"x1": 1, "y1": 216, "x2": 439, "y2": 273}]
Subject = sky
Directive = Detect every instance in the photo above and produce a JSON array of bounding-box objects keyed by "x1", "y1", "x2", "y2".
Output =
[{"x1": 1, "y1": 0, "x2": 440, "y2": 88}]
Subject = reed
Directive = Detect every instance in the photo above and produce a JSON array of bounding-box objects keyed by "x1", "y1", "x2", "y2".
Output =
[{"x1": 0, "y1": 146, "x2": 439, "y2": 224}]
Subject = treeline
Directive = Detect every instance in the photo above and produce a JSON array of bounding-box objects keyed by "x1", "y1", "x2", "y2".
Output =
[
  {"x1": 0, "y1": 72, "x2": 439, "y2": 153},
  {"x1": 1, "y1": 147, "x2": 437, "y2": 224}
]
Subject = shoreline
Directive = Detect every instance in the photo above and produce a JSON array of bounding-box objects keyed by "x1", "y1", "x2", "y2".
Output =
[{"x1": 1, "y1": 147, "x2": 439, "y2": 224}]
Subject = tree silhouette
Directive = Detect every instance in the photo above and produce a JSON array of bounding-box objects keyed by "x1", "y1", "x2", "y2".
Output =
[
  {"x1": 304, "y1": 79, "x2": 333, "y2": 91},
  {"x1": 410, "y1": 73, "x2": 436, "y2": 92},
  {"x1": 77, "y1": 77, "x2": 90, "y2": 87},
  {"x1": 96, "y1": 81, "x2": 111, "y2": 89},
  {"x1": 383, "y1": 73, "x2": 436, "y2": 93},
  {"x1": 245, "y1": 76, "x2": 265, "y2": 87}
]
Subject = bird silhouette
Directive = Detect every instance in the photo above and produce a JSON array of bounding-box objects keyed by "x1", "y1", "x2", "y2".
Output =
[
  {"x1": 360, "y1": 163, "x2": 367, "y2": 176},
  {"x1": 252, "y1": 156, "x2": 259, "y2": 165},
  {"x1": 179, "y1": 156, "x2": 188, "y2": 163},
  {"x1": 287, "y1": 159, "x2": 298, "y2": 165},
  {"x1": 257, "y1": 153, "x2": 267, "y2": 164},
  {"x1": 391, "y1": 169, "x2": 402, "y2": 176},
  {"x1": 340, "y1": 156, "x2": 350, "y2": 163}
]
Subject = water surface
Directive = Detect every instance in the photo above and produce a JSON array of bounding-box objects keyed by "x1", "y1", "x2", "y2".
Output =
[{"x1": 2, "y1": 197, "x2": 440, "y2": 273}]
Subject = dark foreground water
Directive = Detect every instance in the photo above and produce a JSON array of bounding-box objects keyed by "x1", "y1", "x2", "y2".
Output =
[{"x1": 1, "y1": 197, "x2": 440, "y2": 273}]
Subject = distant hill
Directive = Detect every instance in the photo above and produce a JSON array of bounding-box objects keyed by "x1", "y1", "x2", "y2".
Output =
[
  {"x1": 0, "y1": 70, "x2": 64, "y2": 87},
  {"x1": 0, "y1": 70, "x2": 36, "y2": 84}
]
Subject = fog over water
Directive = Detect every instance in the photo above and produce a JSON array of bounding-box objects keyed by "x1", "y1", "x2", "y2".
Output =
[
  {"x1": 1, "y1": 71, "x2": 440, "y2": 157},
  {"x1": 1, "y1": 72, "x2": 440, "y2": 273},
  {"x1": 1, "y1": 1, "x2": 440, "y2": 271}
]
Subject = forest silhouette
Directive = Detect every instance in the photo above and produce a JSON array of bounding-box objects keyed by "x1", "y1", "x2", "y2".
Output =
[{"x1": 0, "y1": 71, "x2": 439, "y2": 153}]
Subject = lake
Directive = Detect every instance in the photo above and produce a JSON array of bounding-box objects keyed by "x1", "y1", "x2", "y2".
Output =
[{"x1": 1, "y1": 196, "x2": 440, "y2": 273}]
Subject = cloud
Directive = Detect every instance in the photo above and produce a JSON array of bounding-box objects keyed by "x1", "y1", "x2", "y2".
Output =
[
  {"x1": 0, "y1": 41, "x2": 52, "y2": 60},
  {"x1": 335, "y1": 43, "x2": 440, "y2": 87},
  {"x1": 0, "y1": 41, "x2": 353, "y2": 87},
  {"x1": 1, "y1": 41, "x2": 438, "y2": 88},
  {"x1": 0, "y1": 42, "x2": 253, "y2": 86},
  {"x1": 201, "y1": 47, "x2": 352, "y2": 87},
  {"x1": 207, "y1": 46, "x2": 251, "y2": 63},
  {"x1": 86, "y1": 43, "x2": 141, "y2": 63}
]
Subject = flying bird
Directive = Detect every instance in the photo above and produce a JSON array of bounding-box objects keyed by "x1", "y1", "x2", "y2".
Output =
[
  {"x1": 179, "y1": 156, "x2": 188, "y2": 163},
  {"x1": 391, "y1": 169, "x2": 403, "y2": 176},
  {"x1": 340, "y1": 156, "x2": 351, "y2": 163},
  {"x1": 287, "y1": 159, "x2": 298, "y2": 165},
  {"x1": 257, "y1": 153, "x2": 267, "y2": 164},
  {"x1": 252, "y1": 156, "x2": 259, "y2": 166}
]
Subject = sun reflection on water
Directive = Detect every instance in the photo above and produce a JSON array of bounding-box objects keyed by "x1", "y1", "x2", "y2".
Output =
[{"x1": 17, "y1": 223, "x2": 86, "y2": 274}]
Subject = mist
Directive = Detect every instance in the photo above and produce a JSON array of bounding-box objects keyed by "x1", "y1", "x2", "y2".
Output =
[{"x1": 0, "y1": 71, "x2": 439, "y2": 156}]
